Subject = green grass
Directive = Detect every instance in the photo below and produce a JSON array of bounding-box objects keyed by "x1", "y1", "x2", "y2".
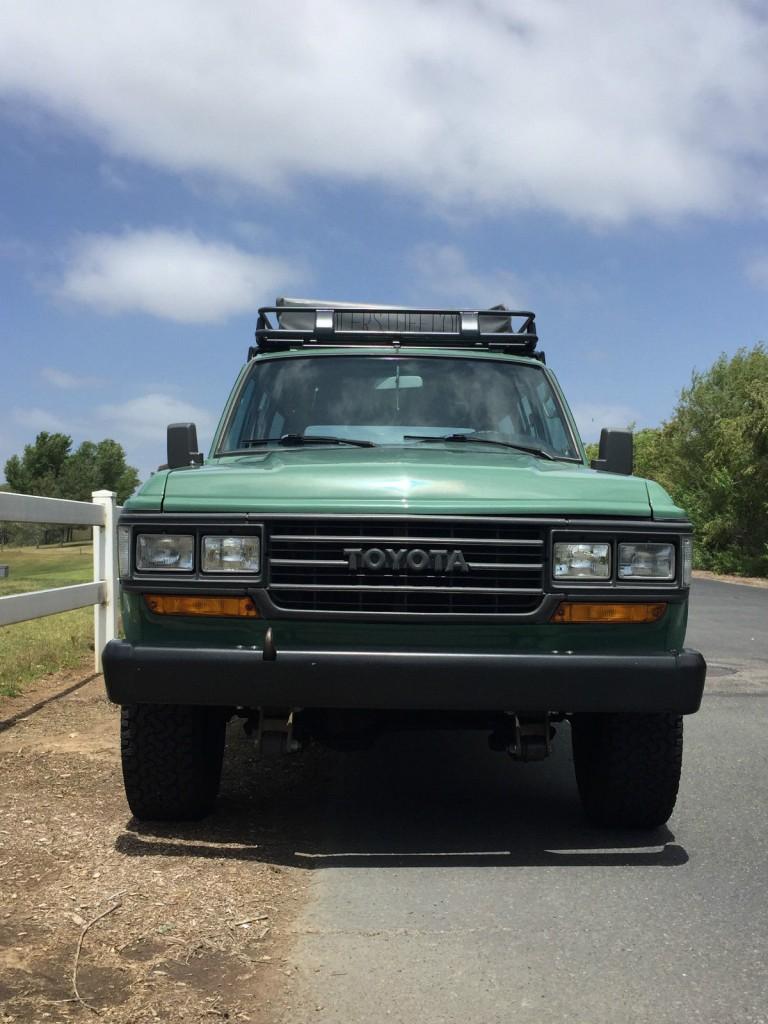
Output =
[
  {"x1": 0, "y1": 545, "x2": 95, "y2": 697},
  {"x1": 0, "y1": 543, "x2": 93, "y2": 597}
]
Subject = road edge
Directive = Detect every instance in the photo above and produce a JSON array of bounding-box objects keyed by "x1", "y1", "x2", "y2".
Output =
[{"x1": 693, "y1": 570, "x2": 767, "y2": 589}]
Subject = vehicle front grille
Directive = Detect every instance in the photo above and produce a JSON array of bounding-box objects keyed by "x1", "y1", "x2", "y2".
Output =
[{"x1": 267, "y1": 519, "x2": 546, "y2": 615}]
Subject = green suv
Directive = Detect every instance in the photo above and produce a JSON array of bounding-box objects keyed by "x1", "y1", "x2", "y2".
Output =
[{"x1": 103, "y1": 300, "x2": 706, "y2": 827}]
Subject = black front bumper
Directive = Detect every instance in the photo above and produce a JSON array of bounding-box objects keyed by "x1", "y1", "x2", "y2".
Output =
[{"x1": 102, "y1": 641, "x2": 706, "y2": 714}]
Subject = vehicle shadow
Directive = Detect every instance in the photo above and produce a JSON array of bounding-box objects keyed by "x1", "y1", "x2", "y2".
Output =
[{"x1": 115, "y1": 722, "x2": 688, "y2": 869}]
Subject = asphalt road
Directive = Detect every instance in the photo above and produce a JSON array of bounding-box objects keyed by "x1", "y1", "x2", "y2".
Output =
[{"x1": 276, "y1": 579, "x2": 768, "y2": 1024}]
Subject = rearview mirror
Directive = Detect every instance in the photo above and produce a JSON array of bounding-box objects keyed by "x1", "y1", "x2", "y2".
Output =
[
  {"x1": 590, "y1": 428, "x2": 633, "y2": 475},
  {"x1": 166, "y1": 422, "x2": 203, "y2": 469}
]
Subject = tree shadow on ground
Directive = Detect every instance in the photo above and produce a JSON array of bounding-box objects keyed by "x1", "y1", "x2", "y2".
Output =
[{"x1": 115, "y1": 722, "x2": 688, "y2": 869}]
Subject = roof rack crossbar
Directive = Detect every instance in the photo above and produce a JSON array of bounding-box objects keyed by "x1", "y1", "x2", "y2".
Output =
[{"x1": 252, "y1": 303, "x2": 538, "y2": 357}]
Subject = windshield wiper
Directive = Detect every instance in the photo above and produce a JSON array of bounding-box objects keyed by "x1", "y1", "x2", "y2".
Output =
[
  {"x1": 403, "y1": 434, "x2": 555, "y2": 460},
  {"x1": 237, "y1": 433, "x2": 376, "y2": 449}
]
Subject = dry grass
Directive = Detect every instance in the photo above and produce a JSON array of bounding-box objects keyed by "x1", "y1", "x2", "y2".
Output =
[{"x1": 0, "y1": 545, "x2": 94, "y2": 696}]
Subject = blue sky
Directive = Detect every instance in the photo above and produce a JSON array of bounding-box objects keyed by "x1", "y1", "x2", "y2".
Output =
[{"x1": 1, "y1": 0, "x2": 767, "y2": 482}]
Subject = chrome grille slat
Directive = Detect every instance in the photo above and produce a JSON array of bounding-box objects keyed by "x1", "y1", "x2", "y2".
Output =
[
  {"x1": 271, "y1": 558, "x2": 542, "y2": 571},
  {"x1": 270, "y1": 534, "x2": 543, "y2": 546},
  {"x1": 472, "y1": 562, "x2": 542, "y2": 571},
  {"x1": 270, "y1": 558, "x2": 349, "y2": 566},
  {"x1": 267, "y1": 518, "x2": 547, "y2": 615},
  {"x1": 272, "y1": 583, "x2": 543, "y2": 594}
]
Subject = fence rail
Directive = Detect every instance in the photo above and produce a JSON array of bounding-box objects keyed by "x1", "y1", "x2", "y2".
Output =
[
  {"x1": 0, "y1": 489, "x2": 120, "y2": 671},
  {"x1": 0, "y1": 491, "x2": 105, "y2": 527}
]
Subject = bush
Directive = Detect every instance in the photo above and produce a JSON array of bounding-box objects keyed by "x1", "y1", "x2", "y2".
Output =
[{"x1": 587, "y1": 345, "x2": 768, "y2": 576}]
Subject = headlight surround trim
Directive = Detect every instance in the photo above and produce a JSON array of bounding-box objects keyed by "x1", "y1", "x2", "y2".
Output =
[{"x1": 551, "y1": 532, "x2": 690, "y2": 588}]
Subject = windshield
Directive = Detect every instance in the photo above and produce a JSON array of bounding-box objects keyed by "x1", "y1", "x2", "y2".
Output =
[{"x1": 218, "y1": 355, "x2": 580, "y2": 460}]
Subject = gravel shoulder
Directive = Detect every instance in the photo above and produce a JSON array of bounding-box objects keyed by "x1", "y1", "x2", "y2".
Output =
[{"x1": 0, "y1": 673, "x2": 318, "y2": 1023}]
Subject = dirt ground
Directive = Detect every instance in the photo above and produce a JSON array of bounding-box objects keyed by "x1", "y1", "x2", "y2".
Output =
[{"x1": 0, "y1": 667, "x2": 322, "y2": 1023}]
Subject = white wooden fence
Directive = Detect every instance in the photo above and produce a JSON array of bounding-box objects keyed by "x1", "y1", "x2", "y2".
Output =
[{"x1": 0, "y1": 490, "x2": 120, "y2": 671}]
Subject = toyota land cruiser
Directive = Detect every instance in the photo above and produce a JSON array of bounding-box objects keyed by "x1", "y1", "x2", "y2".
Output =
[{"x1": 103, "y1": 300, "x2": 706, "y2": 827}]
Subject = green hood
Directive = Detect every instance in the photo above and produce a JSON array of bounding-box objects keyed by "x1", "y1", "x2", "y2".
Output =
[{"x1": 152, "y1": 447, "x2": 655, "y2": 517}]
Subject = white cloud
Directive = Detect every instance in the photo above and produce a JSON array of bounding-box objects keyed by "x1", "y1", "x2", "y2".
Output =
[
  {"x1": 570, "y1": 402, "x2": 639, "y2": 443},
  {"x1": 57, "y1": 229, "x2": 300, "y2": 323},
  {"x1": 41, "y1": 367, "x2": 100, "y2": 390},
  {"x1": 1, "y1": 2, "x2": 767, "y2": 224},
  {"x1": 409, "y1": 244, "x2": 525, "y2": 307},
  {"x1": 409, "y1": 242, "x2": 604, "y2": 315},
  {"x1": 98, "y1": 162, "x2": 130, "y2": 191},
  {"x1": 746, "y1": 254, "x2": 768, "y2": 289},
  {"x1": 12, "y1": 406, "x2": 71, "y2": 433},
  {"x1": 98, "y1": 393, "x2": 215, "y2": 445}
]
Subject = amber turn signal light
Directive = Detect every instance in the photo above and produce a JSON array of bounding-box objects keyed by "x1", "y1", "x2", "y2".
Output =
[
  {"x1": 144, "y1": 594, "x2": 259, "y2": 618},
  {"x1": 550, "y1": 601, "x2": 667, "y2": 624}
]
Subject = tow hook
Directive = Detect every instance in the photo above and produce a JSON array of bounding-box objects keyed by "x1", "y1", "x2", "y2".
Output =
[{"x1": 262, "y1": 626, "x2": 277, "y2": 661}]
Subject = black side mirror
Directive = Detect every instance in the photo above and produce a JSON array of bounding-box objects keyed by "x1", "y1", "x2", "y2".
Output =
[
  {"x1": 166, "y1": 422, "x2": 204, "y2": 469},
  {"x1": 590, "y1": 428, "x2": 633, "y2": 475}
]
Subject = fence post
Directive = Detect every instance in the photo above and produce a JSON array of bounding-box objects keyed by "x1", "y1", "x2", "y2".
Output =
[{"x1": 92, "y1": 490, "x2": 117, "y2": 672}]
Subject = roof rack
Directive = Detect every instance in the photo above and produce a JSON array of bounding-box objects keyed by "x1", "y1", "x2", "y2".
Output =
[{"x1": 249, "y1": 298, "x2": 538, "y2": 359}]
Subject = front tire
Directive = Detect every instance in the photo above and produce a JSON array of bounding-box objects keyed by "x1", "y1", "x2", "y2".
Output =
[
  {"x1": 120, "y1": 704, "x2": 228, "y2": 821},
  {"x1": 571, "y1": 712, "x2": 683, "y2": 828}
]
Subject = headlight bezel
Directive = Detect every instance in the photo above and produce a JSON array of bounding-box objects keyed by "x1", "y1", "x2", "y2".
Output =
[
  {"x1": 551, "y1": 532, "x2": 691, "y2": 589},
  {"x1": 122, "y1": 524, "x2": 264, "y2": 581}
]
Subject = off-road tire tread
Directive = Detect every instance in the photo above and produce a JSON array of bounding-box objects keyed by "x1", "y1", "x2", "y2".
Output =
[
  {"x1": 571, "y1": 712, "x2": 683, "y2": 828},
  {"x1": 121, "y1": 704, "x2": 227, "y2": 821}
]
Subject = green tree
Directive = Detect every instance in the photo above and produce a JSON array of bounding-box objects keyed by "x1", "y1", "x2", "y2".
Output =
[
  {"x1": 659, "y1": 345, "x2": 768, "y2": 575},
  {"x1": 4, "y1": 432, "x2": 72, "y2": 498},
  {"x1": 4, "y1": 433, "x2": 140, "y2": 544},
  {"x1": 631, "y1": 427, "x2": 667, "y2": 485},
  {"x1": 59, "y1": 439, "x2": 140, "y2": 504}
]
